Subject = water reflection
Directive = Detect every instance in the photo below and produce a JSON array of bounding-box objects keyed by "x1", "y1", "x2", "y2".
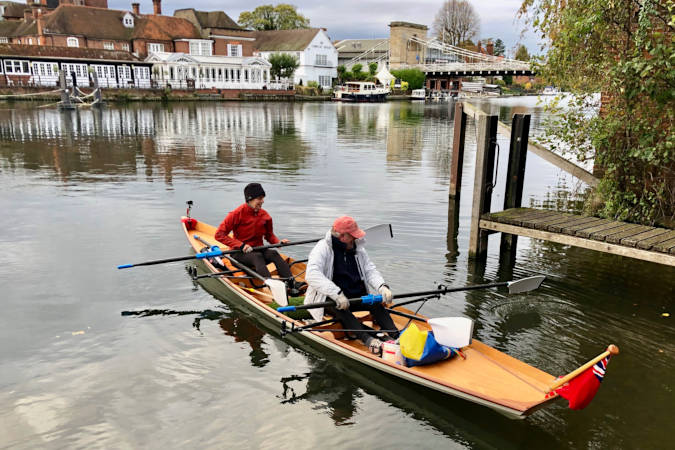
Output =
[{"x1": 279, "y1": 361, "x2": 361, "y2": 426}]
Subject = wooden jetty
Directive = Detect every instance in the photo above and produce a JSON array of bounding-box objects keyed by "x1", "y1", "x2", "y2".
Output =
[
  {"x1": 481, "y1": 208, "x2": 675, "y2": 266},
  {"x1": 450, "y1": 102, "x2": 675, "y2": 267}
]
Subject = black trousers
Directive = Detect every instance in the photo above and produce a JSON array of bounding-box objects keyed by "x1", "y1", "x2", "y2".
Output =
[
  {"x1": 232, "y1": 248, "x2": 293, "y2": 279},
  {"x1": 326, "y1": 303, "x2": 399, "y2": 344}
]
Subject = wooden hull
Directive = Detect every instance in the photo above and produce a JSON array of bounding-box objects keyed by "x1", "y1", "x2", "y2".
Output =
[{"x1": 182, "y1": 217, "x2": 560, "y2": 419}]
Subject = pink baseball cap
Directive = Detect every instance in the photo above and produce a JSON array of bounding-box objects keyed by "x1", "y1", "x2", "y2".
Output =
[{"x1": 333, "y1": 216, "x2": 366, "y2": 239}]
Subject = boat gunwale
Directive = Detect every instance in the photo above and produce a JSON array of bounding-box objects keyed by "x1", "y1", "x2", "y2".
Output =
[{"x1": 182, "y1": 217, "x2": 559, "y2": 418}]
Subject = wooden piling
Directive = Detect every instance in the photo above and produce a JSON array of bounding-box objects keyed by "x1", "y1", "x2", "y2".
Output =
[
  {"x1": 449, "y1": 102, "x2": 467, "y2": 198},
  {"x1": 500, "y1": 114, "x2": 531, "y2": 258},
  {"x1": 468, "y1": 113, "x2": 498, "y2": 259},
  {"x1": 58, "y1": 70, "x2": 73, "y2": 110}
]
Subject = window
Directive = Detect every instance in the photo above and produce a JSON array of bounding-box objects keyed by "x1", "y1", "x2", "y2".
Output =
[
  {"x1": 227, "y1": 44, "x2": 241, "y2": 57},
  {"x1": 62, "y1": 63, "x2": 87, "y2": 79},
  {"x1": 0, "y1": 37, "x2": 8, "y2": 44},
  {"x1": 67, "y1": 37, "x2": 79, "y2": 48},
  {"x1": 28, "y1": 38, "x2": 33, "y2": 45},
  {"x1": 122, "y1": 43, "x2": 130, "y2": 51},
  {"x1": 315, "y1": 54, "x2": 327, "y2": 66},
  {"x1": 134, "y1": 66, "x2": 150, "y2": 80},
  {"x1": 103, "y1": 42, "x2": 114, "y2": 50},
  {"x1": 148, "y1": 43, "x2": 164, "y2": 53},
  {"x1": 189, "y1": 40, "x2": 212, "y2": 56},
  {"x1": 123, "y1": 13, "x2": 134, "y2": 28},
  {"x1": 118, "y1": 65, "x2": 131, "y2": 80},
  {"x1": 319, "y1": 75, "x2": 331, "y2": 87},
  {"x1": 4, "y1": 60, "x2": 30, "y2": 75}
]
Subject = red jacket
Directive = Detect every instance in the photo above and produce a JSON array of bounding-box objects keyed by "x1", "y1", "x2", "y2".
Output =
[{"x1": 214, "y1": 203, "x2": 280, "y2": 249}]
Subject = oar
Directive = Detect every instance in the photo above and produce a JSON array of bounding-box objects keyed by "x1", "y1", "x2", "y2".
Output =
[
  {"x1": 117, "y1": 224, "x2": 393, "y2": 270},
  {"x1": 275, "y1": 276, "x2": 546, "y2": 313},
  {"x1": 189, "y1": 234, "x2": 290, "y2": 307}
]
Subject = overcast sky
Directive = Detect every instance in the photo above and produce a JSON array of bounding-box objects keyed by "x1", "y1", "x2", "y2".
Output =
[{"x1": 111, "y1": 0, "x2": 542, "y2": 56}]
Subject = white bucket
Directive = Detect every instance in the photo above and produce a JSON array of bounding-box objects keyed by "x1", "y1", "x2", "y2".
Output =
[
  {"x1": 381, "y1": 341, "x2": 403, "y2": 364},
  {"x1": 428, "y1": 317, "x2": 474, "y2": 348}
]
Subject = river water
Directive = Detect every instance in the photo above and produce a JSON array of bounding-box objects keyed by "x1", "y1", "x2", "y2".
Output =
[{"x1": 0, "y1": 99, "x2": 672, "y2": 449}]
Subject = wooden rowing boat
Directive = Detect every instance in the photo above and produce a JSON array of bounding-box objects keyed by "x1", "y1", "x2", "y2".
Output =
[{"x1": 182, "y1": 216, "x2": 563, "y2": 419}]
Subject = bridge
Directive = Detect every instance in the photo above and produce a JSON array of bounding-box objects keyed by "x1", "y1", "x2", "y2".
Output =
[{"x1": 342, "y1": 22, "x2": 534, "y2": 91}]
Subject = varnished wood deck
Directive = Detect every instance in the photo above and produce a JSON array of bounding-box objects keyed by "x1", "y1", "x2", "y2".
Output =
[{"x1": 481, "y1": 208, "x2": 675, "y2": 266}]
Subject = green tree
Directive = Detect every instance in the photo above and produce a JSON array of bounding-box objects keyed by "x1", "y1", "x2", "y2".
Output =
[
  {"x1": 238, "y1": 4, "x2": 310, "y2": 30},
  {"x1": 268, "y1": 53, "x2": 300, "y2": 79},
  {"x1": 519, "y1": 0, "x2": 674, "y2": 225},
  {"x1": 368, "y1": 62, "x2": 378, "y2": 76},
  {"x1": 514, "y1": 44, "x2": 530, "y2": 61},
  {"x1": 337, "y1": 65, "x2": 347, "y2": 83},
  {"x1": 390, "y1": 68, "x2": 425, "y2": 90},
  {"x1": 493, "y1": 38, "x2": 505, "y2": 56}
]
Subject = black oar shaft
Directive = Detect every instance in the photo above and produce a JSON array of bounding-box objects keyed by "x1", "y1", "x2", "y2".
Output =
[
  {"x1": 391, "y1": 281, "x2": 508, "y2": 307},
  {"x1": 386, "y1": 308, "x2": 426, "y2": 322}
]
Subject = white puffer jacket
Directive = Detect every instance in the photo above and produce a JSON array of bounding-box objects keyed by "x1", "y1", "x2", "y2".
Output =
[{"x1": 304, "y1": 230, "x2": 386, "y2": 321}]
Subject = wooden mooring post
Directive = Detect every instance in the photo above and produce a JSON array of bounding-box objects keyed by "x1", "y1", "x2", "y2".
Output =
[
  {"x1": 468, "y1": 112, "x2": 498, "y2": 260},
  {"x1": 499, "y1": 114, "x2": 531, "y2": 262},
  {"x1": 449, "y1": 102, "x2": 467, "y2": 199},
  {"x1": 58, "y1": 70, "x2": 74, "y2": 110}
]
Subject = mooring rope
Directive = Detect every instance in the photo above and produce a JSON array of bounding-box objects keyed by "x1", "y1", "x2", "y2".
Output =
[{"x1": 0, "y1": 89, "x2": 61, "y2": 99}]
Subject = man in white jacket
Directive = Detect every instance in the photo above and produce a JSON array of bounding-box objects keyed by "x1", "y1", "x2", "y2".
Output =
[{"x1": 304, "y1": 216, "x2": 398, "y2": 354}]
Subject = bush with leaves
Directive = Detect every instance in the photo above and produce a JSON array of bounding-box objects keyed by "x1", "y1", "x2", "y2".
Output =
[
  {"x1": 519, "y1": 0, "x2": 674, "y2": 226},
  {"x1": 390, "y1": 68, "x2": 425, "y2": 90},
  {"x1": 268, "y1": 53, "x2": 300, "y2": 80}
]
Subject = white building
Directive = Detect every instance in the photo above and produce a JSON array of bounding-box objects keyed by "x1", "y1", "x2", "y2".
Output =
[
  {"x1": 145, "y1": 52, "x2": 280, "y2": 90},
  {"x1": 253, "y1": 28, "x2": 337, "y2": 88}
]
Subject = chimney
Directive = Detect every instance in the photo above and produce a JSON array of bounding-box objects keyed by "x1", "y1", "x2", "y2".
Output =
[
  {"x1": 486, "y1": 41, "x2": 494, "y2": 56},
  {"x1": 31, "y1": 6, "x2": 42, "y2": 19},
  {"x1": 152, "y1": 0, "x2": 161, "y2": 15},
  {"x1": 477, "y1": 40, "x2": 482, "y2": 53},
  {"x1": 23, "y1": 9, "x2": 33, "y2": 21},
  {"x1": 131, "y1": 2, "x2": 139, "y2": 15}
]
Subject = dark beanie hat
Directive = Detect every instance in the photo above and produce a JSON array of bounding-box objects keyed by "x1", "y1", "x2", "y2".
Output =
[{"x1": 244, "y1": 183, "x2": 266, "y2": 202}]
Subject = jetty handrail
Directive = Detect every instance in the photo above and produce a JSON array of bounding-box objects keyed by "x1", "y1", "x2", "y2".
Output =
[{"x1": 462, "y1": 102, "x2": 599, "y2": 187}]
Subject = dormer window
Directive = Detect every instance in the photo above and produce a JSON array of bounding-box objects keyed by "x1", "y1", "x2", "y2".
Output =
[{"x1": 123, "y1": 12, "x2": 134, "y2": 28}]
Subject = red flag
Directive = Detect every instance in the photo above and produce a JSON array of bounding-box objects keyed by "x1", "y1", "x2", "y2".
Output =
[{"x1": 555, "y1": 356, "x2": 610, "y2": 410}]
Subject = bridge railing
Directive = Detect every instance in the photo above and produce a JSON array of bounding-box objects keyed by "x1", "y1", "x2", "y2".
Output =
[{"x1": 402, "y1": 61, "x2": 532, "y2": 73}]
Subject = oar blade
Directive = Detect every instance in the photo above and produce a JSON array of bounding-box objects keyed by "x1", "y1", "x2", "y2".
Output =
[
  {"x1": 507, "y1": 275, "x2": 546, "y2": 294},
  {"x1": 363, "y1": 224, "x2": 394, "y2": 245},
  {"x1": 265, "y1": 279, "x2": 288, "y2": 306}
]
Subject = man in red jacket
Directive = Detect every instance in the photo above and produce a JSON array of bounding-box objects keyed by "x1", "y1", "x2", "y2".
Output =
[{"x1": 215, "y1": 183, "x2": 294, "y2": 286}]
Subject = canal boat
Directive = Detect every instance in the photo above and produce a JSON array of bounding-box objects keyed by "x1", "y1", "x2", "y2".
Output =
[
  {"x1": 333, "y1": 82, "x2": 389, "y2": 102},
  {"x1": 177, "y1": 215, "x2": 617, "y2": 420},
  {"x1": 410, "y1": 88, "x2": 427, "y2": 101}
]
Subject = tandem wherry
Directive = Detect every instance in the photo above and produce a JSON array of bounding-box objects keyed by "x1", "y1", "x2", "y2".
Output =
[{"x1": 333, "y1": 82, "x2": 389, "y2": 102}]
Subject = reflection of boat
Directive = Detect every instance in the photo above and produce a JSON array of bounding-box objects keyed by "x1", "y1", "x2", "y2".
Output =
[
  {"x1": 333, "y1": 82, "x2": 389, "y2": 102},
  {"x1": 541, "y1": 86, "x2": 560, "y2": 95},
  {"x1": 182, "y1": 217, "x2": 593, "y2": 419},
  {"x1": 410, "y1": 88, "x2": 426, "y2": 101}
]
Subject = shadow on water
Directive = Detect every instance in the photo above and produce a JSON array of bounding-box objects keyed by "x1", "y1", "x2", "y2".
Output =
[{"x1": 158, "y1": 267, "x2": 565, "y2": 449}]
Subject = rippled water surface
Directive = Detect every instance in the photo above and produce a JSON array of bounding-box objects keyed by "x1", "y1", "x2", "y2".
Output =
[{"x1": 0, "y1": 99, "x2": 673, "y2": 449}]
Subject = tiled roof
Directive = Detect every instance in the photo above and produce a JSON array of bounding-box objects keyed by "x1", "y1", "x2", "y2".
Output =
[
  {"x1": 0, "y1": 1, "x2": 25, "y2": 19},
  {"x1": 40, "y1": 5, "x2": 201, "y2": 42},
  {"x1": 334, "y1": 38, "x2": 389, "y2": 53},
  {"x1": 12, "y1": 18, "x2": 37, "y2": 37},
  {"x1": 0, "y1": 19, "x2": 21, "y2": 37},
  {"x1": 253, "y1": 28, "x2": 320, "y2": 52},
  {"x1": 0, "y1": 43, "x2": 143, "y2": 61},
  {"x1": 134, "y1": 14, "x2": 201, "y2": 41},
  {"x1": 174, "y1": 9, "x2": 241, "y2": 31}
]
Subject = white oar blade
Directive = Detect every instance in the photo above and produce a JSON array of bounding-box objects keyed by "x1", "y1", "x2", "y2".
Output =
[
  {"x1": 507, "y1": 275, "x2": 546, "y2": 294},
  {"x1": 265, "y1": 279, "x2": 288, "y2": 306},
  {"x1": 363, "y1": 224, "x2": 394, "y2": 245}
]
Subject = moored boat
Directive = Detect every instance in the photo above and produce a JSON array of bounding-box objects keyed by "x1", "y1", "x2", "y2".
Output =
[
  {"x1": 178, "y1": 215, "x2": 617, "y2": 419},
  {"x1": 333, "y1": 81, "x2": 389, "y2": 102},
  {"x1": 410, "y1": 88, "x2": 426, "y2": 101}
]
